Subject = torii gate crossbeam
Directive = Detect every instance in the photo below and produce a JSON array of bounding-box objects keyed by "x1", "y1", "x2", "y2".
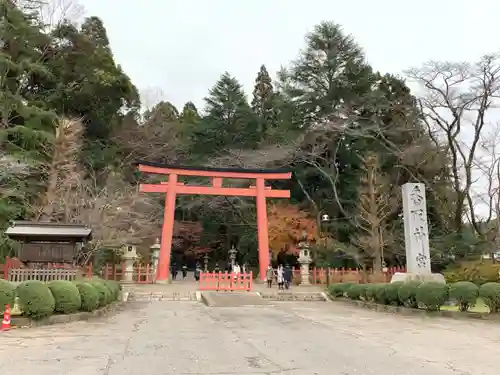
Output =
[{"x1": 136, "y1": 161, "x2": 292, "y2": 282}]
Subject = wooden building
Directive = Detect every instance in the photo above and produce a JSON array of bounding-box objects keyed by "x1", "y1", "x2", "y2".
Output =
[{"x1": 4, "y1": 221, "x2": 92, "y2": 267}]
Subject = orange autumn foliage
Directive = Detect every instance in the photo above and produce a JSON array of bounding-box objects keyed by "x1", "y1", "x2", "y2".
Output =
[{"x1": 267, "y1": 203, "x2": 318, "y2": 256}]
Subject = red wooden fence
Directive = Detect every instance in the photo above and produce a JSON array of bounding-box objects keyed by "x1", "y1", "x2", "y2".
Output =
[
  {"x1": 199, "y1": 271, "x2": 253, "y2": 291},
  {"x1": 101, "y1": 262, "x2": 154, "y2": 284}
]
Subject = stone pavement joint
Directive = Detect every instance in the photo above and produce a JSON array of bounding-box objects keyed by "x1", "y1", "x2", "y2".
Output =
[{"x1": 1, "y1": 300, "x2": 499, "y2": 374}]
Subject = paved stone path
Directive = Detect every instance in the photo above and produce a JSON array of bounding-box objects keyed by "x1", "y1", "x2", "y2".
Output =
[{"x1": 1, "y1": 301, "x2": 499, "y2": 374}]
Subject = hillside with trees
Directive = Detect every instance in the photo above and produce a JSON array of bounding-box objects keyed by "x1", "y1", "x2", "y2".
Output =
[{"x1": 2, "y1": 0, "x2": 500, "y2": 271}]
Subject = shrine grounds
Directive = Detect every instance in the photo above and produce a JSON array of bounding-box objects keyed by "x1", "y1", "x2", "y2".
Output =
[{"x1": 1, "y1": 299, "x2": 500, "y2": 375}]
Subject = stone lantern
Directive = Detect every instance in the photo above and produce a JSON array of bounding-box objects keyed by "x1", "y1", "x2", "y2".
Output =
[
  {"x1": 122, "y1": 244, "x2": 138, "y2": 283},
  {"x1": 203, "y1": 253, "x2": 209, "y2": 272},
  {"x1": 228, "y1": 245, "x2": 237, "y2": 270},
  {"x1": 150, "y1": 238, "x2": 161, "y2": 275},
  {"x1": 297, "y1": 231, "x2": 312, "y2": 286}
]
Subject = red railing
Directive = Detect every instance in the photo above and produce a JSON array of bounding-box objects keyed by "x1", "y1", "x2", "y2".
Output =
[
  {"x1": 199, "y1": 271, "x2": 253, "y2": 291},
  {"x1": 101, "y1": 262, "x2": 154, "y2": 284},
  {"x1": 292, "y1": 266, "x2": 406, "y2": 284}
]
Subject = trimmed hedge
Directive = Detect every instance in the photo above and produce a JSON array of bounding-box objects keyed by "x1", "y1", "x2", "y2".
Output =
[
  {"x1": 328, "y1": 283, "x2": 353, "y2": 298},
  {"x1": 104, "y1": 280, "x2": 121, "y2": 302},
  {"x1": 88, "y1": 279, "x2": 111, "y2": 307},
  {"x1": 74, "y1": 282, "x2": 100, "y2": 312},
  {"x1": 331, "y1": 280, "x2": 500, "y2": 315},
  {"x1": 48, "y1": 280, "x2": 82, "y2": 314},
  {"x1": 0, "y1": 279, "x2": 15, "y2": 312},
  {"x1": 415, "y1": 282, "x2": 449, "y2": 311},
  {"x1": 398, "y1": 281, "x2": 422, "y2": 308},
  {"x1": 346, "y1": 284, "x2": 365, "y2": 300},
  {"x1": 16, "y1": 281, "x2": 55, "y2": 319},
  {"x1": 479, "y1": 282, "x2": 500, "y2": 313},
  {"x1": 449, "y1": 281, "x2": 478, "y2": 312},
  {"x1": 385, "y1": 281, "x2": 404, "y2": 306}
]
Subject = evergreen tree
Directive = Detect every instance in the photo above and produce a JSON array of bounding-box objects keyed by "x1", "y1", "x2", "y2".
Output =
[
  {"x1": 80, "y1": 16, "x2": 110, "y2": 48},
  {"x1": 0, "y1": 0, "x2": 55, "y2": 154},
  {"x1": 144, "y1": 101, "x2": 179, "y2": 123},
  {"x1": 251, "y1": 65, "x2": 275, "y2": 138},
  {"x1": 203, "y1": 72, "x2": 251, "y2": 146},
  {"x1": 280, "y1": 21, "x2": 372, "y2": 127},
  {"x1": 179, "y1": 101, "x2": 200, "y2": 124}
]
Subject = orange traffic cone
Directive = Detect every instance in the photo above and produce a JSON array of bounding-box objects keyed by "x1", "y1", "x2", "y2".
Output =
[{"x1": 1, "y1": 304, "x2": 11, "y2": 331}]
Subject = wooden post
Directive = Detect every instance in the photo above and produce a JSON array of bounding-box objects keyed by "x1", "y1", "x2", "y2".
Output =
[
  {"x1": 157, "y1": 173, "x2": 178, "y2": 282},
  {"x1": 256, "y1": 177, "x2": 270, "y2": 282}
]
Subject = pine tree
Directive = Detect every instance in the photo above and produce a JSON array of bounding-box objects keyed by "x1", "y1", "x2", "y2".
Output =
[
  {"x1": 280, "y1": 21, "x2": 372, "y2": 126},
  {"x1": 251, "y1": 65, "x2": 275, "y2": 137},
  {"x1": 144, "y1": 101, "x2": 179, "y2": 123},
  {"x1": 203, "y1": 72, "x2": 250, "y2": 145},
  {"x1": 179, "y1": 101, "x2": 200, "y2": 124},
  {"x1": 0, "y1": 0, "x2": 55, "y2": 149}
]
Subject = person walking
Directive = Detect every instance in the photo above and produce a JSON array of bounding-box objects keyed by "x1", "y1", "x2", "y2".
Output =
[
  {"x1": 182, "y1": 265, "x2": 188, "y2": 279},
  {"x1": 233, "y1": 263, "x2": 241, "y2": 276},
  {"x1": 284, "y1": 264, "x2": 292, "y2": 290},
  {"x1": 266, "y1": 265, "x2": 274, "y2": 288},
  {"x1": 277, "y1": 264, "x2": 284, "y2": 290},
  {"x1": 171, "y1": 263, "x2": 178, "y2": 280},
  {"x1": 194, "y1": 264, "x2": 201, "y2": 281}
]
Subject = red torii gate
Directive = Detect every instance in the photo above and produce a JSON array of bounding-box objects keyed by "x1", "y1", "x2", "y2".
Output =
[{"x1": 136, "y1": 161, "x2": 292, "y2": 282}]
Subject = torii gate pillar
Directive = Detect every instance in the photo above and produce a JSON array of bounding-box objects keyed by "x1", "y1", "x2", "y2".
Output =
[{"x1": 136, "y1": 162, "x2": 292, "y2": 282}]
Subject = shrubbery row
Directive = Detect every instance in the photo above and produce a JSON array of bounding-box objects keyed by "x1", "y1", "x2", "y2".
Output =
[
  {"x1": 328, "y1": 280, "x2": 500, "y2": 313},
  {"x1": 0, "y1": 277, "x2": 121, "y2": 319}
]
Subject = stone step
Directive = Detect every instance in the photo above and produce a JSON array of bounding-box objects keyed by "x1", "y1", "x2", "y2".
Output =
[
  {"x1": 127, "y1": 291, "x2": 198, "y2": 302},
  {"x1": 258, "y1": 292, "x2": 327, "y2": 302},
  {"x1": 201, "y1": 292, "x2": 270, "y2": 307}
]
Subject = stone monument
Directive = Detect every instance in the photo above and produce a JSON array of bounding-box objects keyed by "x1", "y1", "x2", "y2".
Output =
[
  {"x1": 122, "y1": 245, "x2": 138, "y2": 283},
  {"x1": 391, "y1": 183, "x2": 445, "y2": 283}
]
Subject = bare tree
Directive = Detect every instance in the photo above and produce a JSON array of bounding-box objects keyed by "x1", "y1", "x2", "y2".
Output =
[
  {"x1": 34, "y1": 0, "x2": 84, "y2": 28},
  {"x1": 68, "y1": 174, "x2": 162, "y2": 265},
  {"x1": 33, "y1": 118, "x2": 161, "y2": 264},
  {"x1": 139, "y1": 86, "x2": 167, "y2": 113},
  {"x1": 114, "y1": 114, "x2": 188, "y2": 168},
  {"x1": 406, "y1": 55, "x2": 500, "y2": 236},
  {"x1": 36, "y1": 117, "x2": 84, "y2": 221},
  {"x1": 351, "y1": 153, "x2": 399, "y2": 270}
]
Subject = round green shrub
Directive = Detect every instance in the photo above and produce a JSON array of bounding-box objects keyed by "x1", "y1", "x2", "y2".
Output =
[
  {"x1": 359, "y1": 284, "x2": 370, "y2": 300},
  {"x1": 16, "y1": 281, "x2": 55, "y2": 319},
  {"x1": 48, "y1": 280, "x2": 82, "y2": 314},
  {"x1": 449, "y1": 281, "x2": 479, "y2": 312},
  {"x1": 328, "y1": 283, "x2": 344, "y2": 298},
  {"x1": 415, "y1": 282, "x2": 449, "y2": 311},
  {"x1": 74, "y1": 282, "x2": 99, "y2": 312},
  {"x1": 88, "y1": 280, "x2": 110, "y2": 307},
  {"x1": 373, "y1": 284, "x2": 390, "y2": 305},
  {"x1": 346, "y1": 284, "x2": 365, "y2": 300},
  {"x1": 398, "y1": 281, "x2": 422, "y2": 308},
  {"x1": 365, "y1": 284, "x2": 378, "y2": 302},
  {"x1": 385, "y1": 281, "x2": 404, "y2": 305},
  {"x1": 328, "y1": 283, "x2": 352, "y2": 298},
  {"x1": 339, "y1": 283, "x2": 353, "y2": 297},
  {"x1": 0, "y1": 279, "x2": 15, "y2": 312},
  {"x1": 104, "y1": 280, "x2": 120, "y2": 302},
  {"x1": 478, "y1": 282, "x2": 500, "y2": 313}
]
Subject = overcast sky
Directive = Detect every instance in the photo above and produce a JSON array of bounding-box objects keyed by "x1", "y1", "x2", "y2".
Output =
[
  {"x1": 74, "y1": 0, "x2": 500, "y2": 217},
  {"x1": 78, "y1": 0, "x2": 500, "y2": 111}
]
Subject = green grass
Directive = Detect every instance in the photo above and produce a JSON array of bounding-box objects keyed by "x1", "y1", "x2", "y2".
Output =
[{"x1": 440, "y1": 298, "x2": 490, "y2": 313}]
